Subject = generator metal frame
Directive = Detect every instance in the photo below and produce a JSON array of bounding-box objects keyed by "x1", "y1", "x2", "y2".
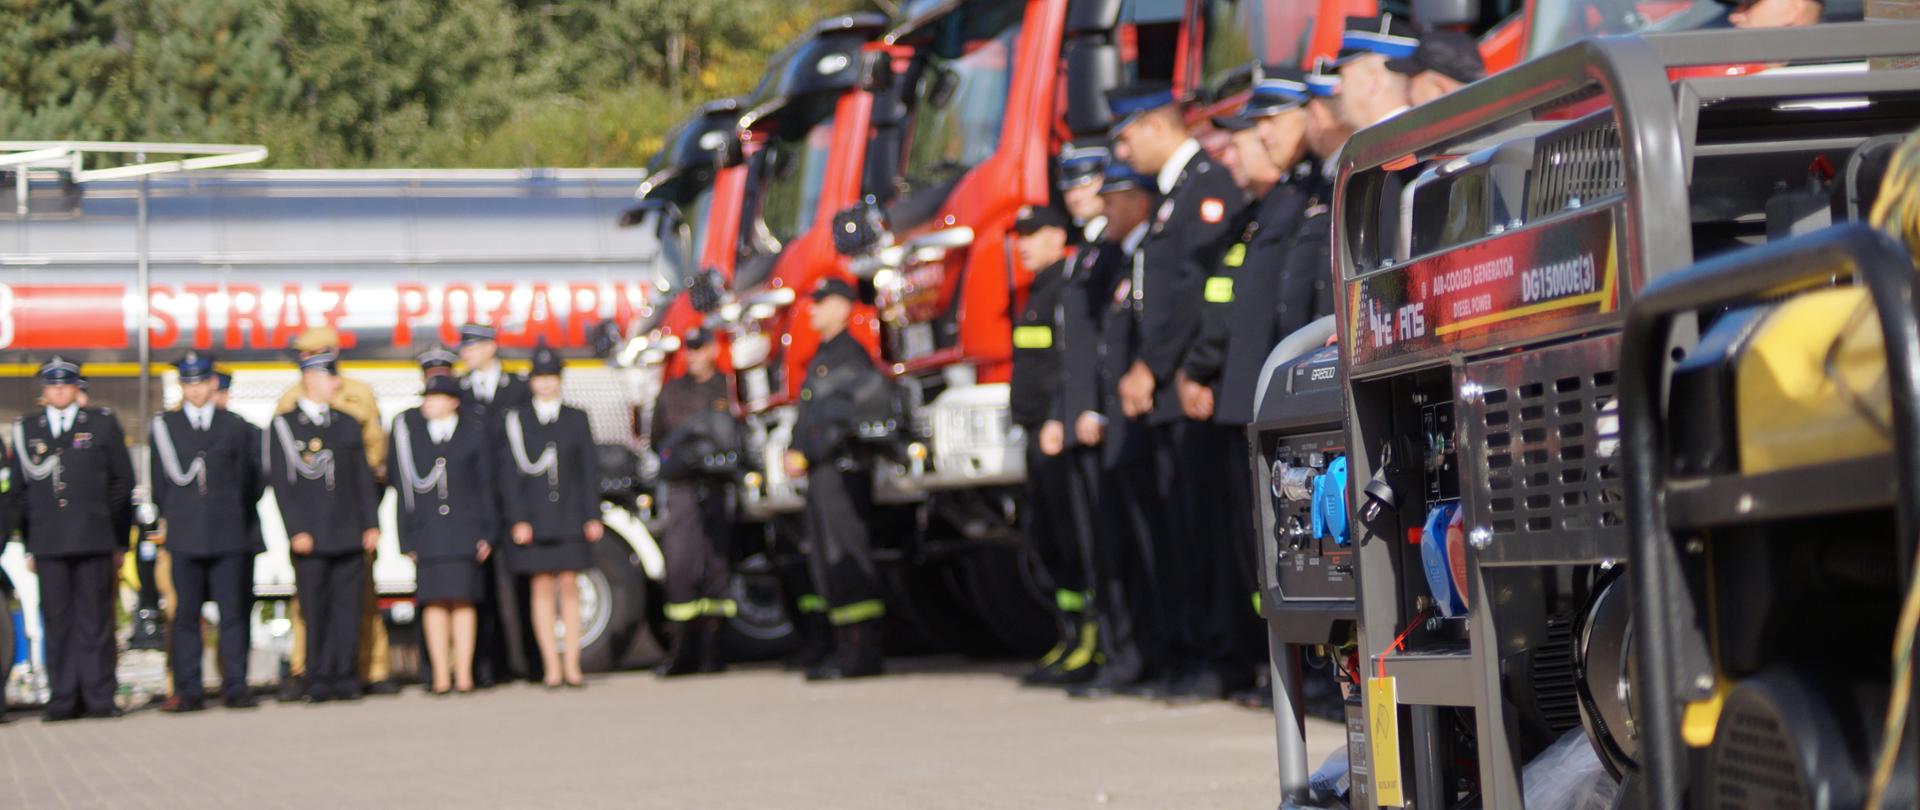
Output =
[{"x1": 1329, "y1": 21, "x2": 1920, "y2": 808}]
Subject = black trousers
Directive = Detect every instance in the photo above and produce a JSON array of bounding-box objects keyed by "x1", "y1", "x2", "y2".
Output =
[
  {"x1": 1095, "y1": 434, "x2": 1171, "y2": 684},
  {"x1": 804, "y1": 462, "x2": 883, "y2": 626},
  {"x1": 1221, "y1": 429, "x2": 1268, "y2": 667},
  {"x1": 169, "y1": 552, "x2": 253, "y2": 700},
  {"x1": 1154, "y1": 419, "x2": 1249, "y2": 678},
  {"x1": 662, "y1": 479, "x2": 735, "y2": 620},
  {"x1": 1025, "y1": 440, "x2": 1091, "y2": 624},
  {"x1": 293, "y1": 552, "x2": 365, "y2": 698},
  {"x1": 38, "y1": 553, "x2": 118, "y2": 716}
]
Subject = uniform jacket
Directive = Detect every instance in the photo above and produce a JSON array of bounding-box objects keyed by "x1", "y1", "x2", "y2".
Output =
[
  {"x1": 651, "y1": 373, "x2": 741, "y2": 482},
  {"x1": 264, "y1": 407, "x2": 381, "y2": 556},
  {"x1": 1010, "y1": 258, "x2": 1068, "y2": 430},
  {"x1": 460, "y1": 369, "x2": 533, "y2": 428},
  {"x1": 8, "y1": 407, "x2": 134, "y2": 557},
  {"x1": 1186, "y1": 164, "x2": 1332, "y2": 426},
  {"x1": 1094, "y1": 224, "x2": 1158, "y2": 468},
  {"x1": 151, "y1": 408, "x2": 265, "y2": 557},
  {"x1": 495, "y1": 404, "x2": 600, "y2": 541},
  {"x1": 792, "y1": 331, "x2": 884, "y2": 467},
  {"x1": 275, "y1": 375, "x2": 388, "y2": 473},
  {"x1": 1053, "y1": 223, "x2": 1126, "y2": 449},
  {"x1": 389, "y1": 409, "x2": 497, "y2": 561},
  {"x1": 1135, "y1": 146, "x2": 1248, "y2": 425}
]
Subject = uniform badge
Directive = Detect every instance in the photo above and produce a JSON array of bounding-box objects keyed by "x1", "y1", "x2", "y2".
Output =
[
  {"x1": 31, "y1": 440, "x2": 47, "y2": 455},
  {"x1": 1199, "y1": 198, "x2": 1225, "y2": 224},
  {"x1": 309, "y1": 437, "x2": 323, "y2": 452},
  {"x1": 72, "y1": 432, "x2": 92, "y2": 449}
]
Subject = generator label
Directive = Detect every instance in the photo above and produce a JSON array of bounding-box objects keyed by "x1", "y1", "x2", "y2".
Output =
[
  {"x1": 1367, "y1": 676, "x2": 1405, "y2": 807},
  {"x1": 1347, "y1": 207, "x2": 1619, "y2": 367}
]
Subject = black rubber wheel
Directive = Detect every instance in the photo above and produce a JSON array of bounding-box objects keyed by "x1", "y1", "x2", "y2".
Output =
[
  {"x1": 717, "y1": 565, "x2": 800, "y2": 661},
  {"x1": 955, "y1": 545, "x2": 1058, "y2": 658},
  {"x1": 576, "y1": 532, "x2": 649, "y2": 673}
]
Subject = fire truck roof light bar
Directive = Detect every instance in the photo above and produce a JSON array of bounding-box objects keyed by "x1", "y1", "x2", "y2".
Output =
[{"x1": 0, "y1": 141, "x2": 268, "y2": 183}]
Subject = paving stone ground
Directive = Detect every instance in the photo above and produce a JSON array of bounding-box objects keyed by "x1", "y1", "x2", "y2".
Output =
[{"x1": 0, "y1": 657, "x2": 1343, "y2": 809}]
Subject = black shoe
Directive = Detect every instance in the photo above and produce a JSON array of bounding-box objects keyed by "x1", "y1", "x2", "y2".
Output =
[
  {"x1": 334, "y1": 685, "x2": 363, "y2": 702},
  {"x1": 223, "y1": 693, "x2": 259, "y2": 710},
  {"x1": 1165, "y1": 668, "x2": 1227, "y2": 703},
  {"x1": 1068, "y1": 666, "x2": 1142, "y2": 699},
  {"x1": 655, "y1": 622, "x2": 704, "y2": 678},
  {"x1": 83, "y1": 706, "x2": 123, "y2": 720},
  {"x1": 276, "y1": 677, "x2": 305, "y2": 703},
  {"x1": 1231, "y1": 684, "x2": 1274, "y2": 710},
  {"x1": 43, "y1": 707, "x2": 80, "y2": 723},
  {"x1": 695, "y1": 620, "x2": 727, "y2": 674},
  {"x1": 365, "y1": 680, "x2": 402, "y2": 697},
  {"x1": 302, "y1": 684, "x2": 333, "y2": 704},
  {"x1": 806, "y1": 622, "x2": 884, "y2": 681},
  {"x1": 783, "y1": 612, "x2": 834, "y2": 672},
  {"x1": 1120, "y1": 673, "x2": 1175, "y2": 700},
  {"x1": 162, "y1": 696, "x2": 207, "y2": 714}
]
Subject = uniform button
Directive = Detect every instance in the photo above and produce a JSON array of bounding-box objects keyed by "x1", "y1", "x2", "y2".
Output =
[
  {"x1": 438, "y1": 505, "x2": 450, "y2": 516},
  {"x1": 57, "y1": 498, "x2": 67, "y2": 508},
  {"x1": 549, "y1": 492, "x2": 560, "y2": 502}
]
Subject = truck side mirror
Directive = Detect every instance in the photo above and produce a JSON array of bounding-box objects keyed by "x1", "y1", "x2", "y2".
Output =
[
  {"x1": 1064, "y1": 37, "x2": 1120, "y2": 135},
  {"x1": 1413, "y1": 0, "x2": 1480, "y2": 28},
  {"x1": 833, "y1": 197, "x2": 891, "y2": 257}
]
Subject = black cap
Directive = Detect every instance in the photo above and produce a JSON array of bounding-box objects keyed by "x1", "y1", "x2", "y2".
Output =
[
  {"x1": 422, "y1": 374, "x2": 462, "y2": 399},
  {"x1": 1056, "y1": 138, "x2": 1111, "y2": 190},
  {"x1": 530, "y1": 341, "x2": 564, "y2": 377},
  {"x1": 1386, "y1": 30, "x2": 1485, "y2": 83},
  {"x1": 216, "y1": 370, "x2": 233, "y2": 391},
  {"x1": 38, "y1": 356, "x2": 81, "y2": 385},
  {"x1": 1337, "y1": 14, "x2": 1421, "y2": 65},
  {"x1": 1105, "y1": 81, "x2": 1177, "y2": 134},
  {"x1": 174, "y1": 351, "x2": 215, "y2": 384},
  {"x1": 1245, "y1": 65, "x2": 1311, "y2": 117},
  {"x1": 298, "y1": 351, "x2": 339, "y2": 375},
  {"x1": 811, "y1": 276, "x2": 858, "y2": 303},
  {"x1": 683, "y1": 326, "x2": 715, "y2": 350},
  {"x1": 1012, "y1": 205, "x2": 1070, "y2": 235},
  {"x1": 457, "y1": 323, "x2": 497, "y2": 346},
  {"x1": 417, "y1": 344, "x2": 458, "y2": 371},
  {"x1": 1211, "y1": 112, "x2": 1257, "y2": 132}
]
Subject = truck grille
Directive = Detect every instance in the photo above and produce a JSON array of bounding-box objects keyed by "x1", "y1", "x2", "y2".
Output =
[
  {"x1": 1528, "y1": 118, "x2": 1623, "y2": 220},
  {"x1": 1459, "y1": 335, "x2": 1626, "y2": 563}
]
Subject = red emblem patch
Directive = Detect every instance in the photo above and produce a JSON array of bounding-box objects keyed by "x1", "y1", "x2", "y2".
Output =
[{"x1": 1199, "y1": 198, "x2": 1225, "y2": 224}]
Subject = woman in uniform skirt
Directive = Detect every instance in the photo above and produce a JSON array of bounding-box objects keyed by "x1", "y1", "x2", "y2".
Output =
[
  {"x1": 390, "y1": 375, "x2": 496, "y2": 694},
  {"x1": 497, "y1": 344, "x2": 602, "y2": 688}
]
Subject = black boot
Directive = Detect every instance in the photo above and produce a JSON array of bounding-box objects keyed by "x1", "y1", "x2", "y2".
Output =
[
  {"x1": 784, "y1": 611, "x2": 834, "y2": 672},
  {"x1": 696, "y1": 618, "x2": 728, "y2": 674},
  {"x1": 655, "y1": 622, "x2": 703, "y2": 678},
  {"x1": 807, "y1": 620, "x2": 885, "y2": 681}
]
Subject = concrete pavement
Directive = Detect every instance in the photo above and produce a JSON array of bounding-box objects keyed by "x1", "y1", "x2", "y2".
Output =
[{"x1": 0, "y1": 658, "x2": 1344, "y2": 809}]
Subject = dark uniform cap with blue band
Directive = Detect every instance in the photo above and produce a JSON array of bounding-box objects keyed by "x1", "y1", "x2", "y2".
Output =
[
  {"x1": 174, "y1": 351, "x2": 216, "y2": 384},
  {"x1": 1337, "y1": 14, "x2": 1421, "y2": 65},
  {"x1": 423, "y1": 374, "x2": 463, "y2": 399},
  {"x1": 1056, "y1": 139, "x2": 1112, "y2": 190},
  {"x1": 298, "y1": 351, "x2": 339, "y2": 374},
  {"x1": 811, "y1": 276, "x2": 858, "y2": 303},
  {"x1": 457, "y1": 322, "x2": 497, "y2": 346},
  {"x1": 1245, "y1": 65, "x2": 1311, "y2": 117},
  {"x1": 683, "y1": 326, "x2": 714, "y2": 350},
  {"x1": 1012, "y1": 205, "x2": 1071, "y2": 235},
  {"x1": 1104, "y1": 81, "x2": 1177, "y2": 135},
  {"x1": 1385, "y1": 29, "x2": 1486, "y2": 84},
  {"x1": 38, "y1": 356, "x2": 82, "y2": 385},
  {"x1": 1098, "y1": 161, "x2": 1154, "y2": 194},
  {"x1": 417, "y1": 344, "x2": 458, "y2": 370},
  {"x1": 1306, "y1": 57, "x2": 1342, "y2": 97},
  {"x1": 530, "y1": 341, "x2": 564, "y2": 377}
]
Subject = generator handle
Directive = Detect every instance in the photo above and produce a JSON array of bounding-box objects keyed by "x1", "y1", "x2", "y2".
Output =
[{"x1": 1618, "y1": 223, "x2": 1920, "y2": 810}]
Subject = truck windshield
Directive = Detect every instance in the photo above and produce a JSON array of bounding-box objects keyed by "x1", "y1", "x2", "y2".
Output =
[
  {"x1": 1525, "y1": 0, "x2": 1725, "y2": 59},
  {"x1": 897, "y1": 14, "x2": 1020, "y2": 204},
  {"x1": 737, "y1": 113, "x2": 836, "y2": 290},
  {"x1": 1203, "y1": 0, "x2": 1303, "y2": 90}
]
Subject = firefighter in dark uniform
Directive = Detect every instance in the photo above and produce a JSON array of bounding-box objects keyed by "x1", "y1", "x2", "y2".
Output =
[
  {"x1": 266, "y1": 351, "x2": 382, "y2": 702},
  {"x1": 650, "y1": 327, "x2": 741, "y2": 677},
  {"x1": 151, "y1": 351, "x2": 266, "y2": 712},
  {"x1": 1106, "y1": 81, "x2": 1251, "y2": 701},
  {"x1": 456, "y1": 322, "x2": 531, "y2": 687},
  {"x1": 8, "y1": 357, "x2": 134, "y2": 720},
  {"x1": 1064, "y1": 162, "x2": 1171, "y2": 699},
  {"x1": 496, "y1": 344, "x2": 602, "y2": 689},
  {"x1": 1008, "y1": 203, "x2": 1098, "y2": 686},
  {"x1": 784, "y1": 276, "x2": 887, "y2": 681},
  {"x1": 1183, "y1": 66, "x2": 1334, "y2": 703},
  {"x1": 390, "y1": 374, "x2": 496, "y2": 695}
]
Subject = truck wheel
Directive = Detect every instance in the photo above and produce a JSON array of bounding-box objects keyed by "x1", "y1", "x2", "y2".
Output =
[
  {"x1": 956, "y1": 546, "x2": 1058, "y2": 658},
  {"x1": 576, "y1": 532, "x2": 649, "y2": 673},
  {"x1": 718, "y1": 570, "x2": 800, "y2": 661}
]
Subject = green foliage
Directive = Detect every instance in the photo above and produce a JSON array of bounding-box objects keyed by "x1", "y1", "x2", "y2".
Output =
[{"x1": 0, "y1": 0, "x2": 870, "y2": 167}]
